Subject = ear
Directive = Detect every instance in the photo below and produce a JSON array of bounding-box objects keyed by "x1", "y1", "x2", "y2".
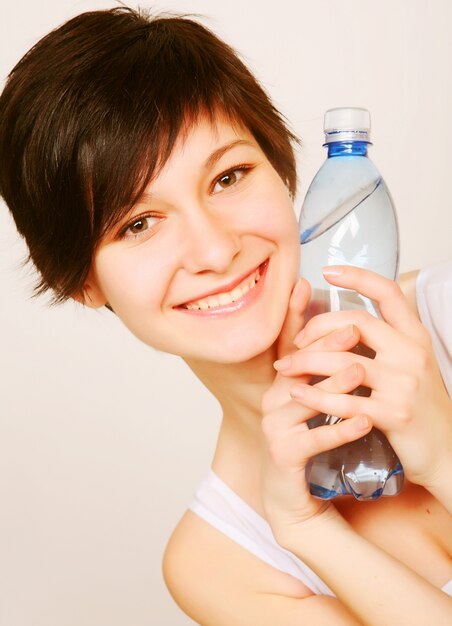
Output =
[{"x1": 72, "y1": 275, "x2": 108, "y2": 309}]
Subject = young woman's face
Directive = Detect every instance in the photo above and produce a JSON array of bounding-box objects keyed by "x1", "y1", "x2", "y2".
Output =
[{"x1": 87, "y1": 116, "x2": 300, "y2": 363}]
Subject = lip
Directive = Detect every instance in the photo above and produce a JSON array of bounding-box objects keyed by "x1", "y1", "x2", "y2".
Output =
[{"x1": 175, "y1": 259, "x2": 269, "y2": 317}]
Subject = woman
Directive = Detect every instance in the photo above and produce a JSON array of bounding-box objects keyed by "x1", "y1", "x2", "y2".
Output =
[{"x1": 0, "y1": 7, "x2": 450, "y2": 625}]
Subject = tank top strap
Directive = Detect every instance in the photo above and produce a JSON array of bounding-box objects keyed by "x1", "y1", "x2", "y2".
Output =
[{"x1": 189, "y1": 470, "x2": 334, "y2": 596}]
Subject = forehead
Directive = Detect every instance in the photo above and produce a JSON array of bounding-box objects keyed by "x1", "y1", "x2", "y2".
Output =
[
  {"x1": 173, "y1": 112, "x2": 256, "y2": 159},
  {"x1": 145, "y1": 113, "x2": 259, "y2": 186}
]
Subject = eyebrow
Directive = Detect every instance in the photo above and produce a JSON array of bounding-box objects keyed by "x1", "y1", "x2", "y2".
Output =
[
  {"x1": 204, "y1": 139, "x2": 255, "y2": 170},
  {"x1": 128, "y1": 140, "x2": 256, "y2": 209}
]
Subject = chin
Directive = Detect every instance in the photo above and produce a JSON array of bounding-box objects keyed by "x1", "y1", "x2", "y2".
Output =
[{"x1": 200, "y1": 325, "x2": 280, "y2": 365}]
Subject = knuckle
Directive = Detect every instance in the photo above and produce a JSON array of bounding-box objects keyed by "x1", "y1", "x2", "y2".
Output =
[
  {"x1": 351, "y1": 310, "x2": 372, "y2": 328},
  {"x1": 411, "y1": 345, "x2": 431, "y2": 373},
  {"x1": 388, "y1": 280, "x2": 403, "y2": 300},
  {"x1": 267, "y1": 440, "x2": 280, "y2": 460},
  {"x1": 394, "y1": 404, "x2": 413, "y2": 425},
  {"x1": 261, "y1": 386, "x2": 280, "y2": 413},
  {"x1": 357, "y1": 309, "x2": 371, "y2": 322},
  {"x1": 262, "y1": 378, "x2": 295, "y2": 414},
  {"x1": 419, "y1": 328, "x2": 433, "y2": 349},
  {"x1": 268, "y1": 437, "x2": 294, "y2": 467},
  {"x1": 389, "y1": 347, "x2": 431, "y2": 400},
  {"x1": 261, "y1": 413, "x2": 276, "y2": 438},
  {"x1": 400, "y1": 371, "x2": 421, "y2": 394},
  {"x1": 323, "y1": 424, "x2": 345, "y2": 448}
]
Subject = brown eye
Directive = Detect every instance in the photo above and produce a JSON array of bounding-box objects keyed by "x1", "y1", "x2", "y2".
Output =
[
  {"x1": 212, "y1": 166, "x2": 250, "y2": 194},
  {"x1": 217, "y1": 171, "x2": 237, "y2": 189},
  {"x1": 129, "y1": 218, "x2": 148, "y2": 234},
  {"x1": 122, "y1": 214, "x2": 160, "y2": 239}
]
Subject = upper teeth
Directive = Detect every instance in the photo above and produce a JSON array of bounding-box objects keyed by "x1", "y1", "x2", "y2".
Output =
[{"x1": 183, "y1": 267, "x2": 261, "y2": 310}]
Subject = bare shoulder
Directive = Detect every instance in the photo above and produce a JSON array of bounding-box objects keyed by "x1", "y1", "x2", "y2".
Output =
[
  {"x1": 398, "y1": 269, "x2": 420, "y2": 319},
  {"x1": 162, "y1": 510, "x2": 360, "y2": 626},
  {"x1": 162, "y1": 510, "x2": 309, "y2": 620}
]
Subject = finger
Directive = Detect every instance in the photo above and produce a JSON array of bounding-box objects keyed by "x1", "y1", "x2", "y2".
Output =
[
  {"x1": 275, "y1": 349, "x2": 365, "y2": 376},
  {"x1": 261, "y1": 398, "x2": 316, "y2": 442},
  {"x1": 294, "y1": 308, "x2": 415, "y2": 358},
  {"x1": 295, "y1": 415, "x2": 372, "y2": 460},
  {"x1": 321, "y1": 265, "x2": 426, "y2": 342},
  {"x1": 312, "y1": 362, "x2": 365, "y2": 394},
  {"x1": 274, "y1": 349, "x2": 386, "y2": 391},
  {"x1": 296, "y1": 323, "x2": 360, "y2": 354},
  {"x1": 290, "y1": 377, "x2": 378, "y2": 421},
  {"x1": 277, "y1": 278, "x2": 311, "y2": 359},
  {"x1": 264, "y1": 363, "x2": 366, "y2": 435},
  {"x1": 291, "y1": 377, "x2": 411, "y2": 434}
]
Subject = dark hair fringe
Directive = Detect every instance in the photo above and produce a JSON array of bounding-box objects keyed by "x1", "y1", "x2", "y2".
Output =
[{"x1": 0, "y1": 6, "x2": 299, "y2": 303}]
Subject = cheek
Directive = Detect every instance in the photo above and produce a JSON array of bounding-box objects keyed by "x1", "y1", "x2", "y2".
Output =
[
  {"x1": 93, "y1": 247, "x2": 174, "y2": 312},
  {"x1": 242, "y1": 183, "x2": 299, "y2": 246}
]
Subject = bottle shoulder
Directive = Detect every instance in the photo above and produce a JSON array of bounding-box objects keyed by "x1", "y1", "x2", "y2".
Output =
[
  {"x1": 314, "y1": 153, "x2": 380, "y2": 179},
  {"x1": 301, "y1": 155, "x2": 392, "y2": 239}
]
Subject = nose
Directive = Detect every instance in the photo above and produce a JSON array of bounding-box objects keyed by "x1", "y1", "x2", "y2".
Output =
[{"x1": 181, "y1": 204, "x2": 241, "y2": 275}]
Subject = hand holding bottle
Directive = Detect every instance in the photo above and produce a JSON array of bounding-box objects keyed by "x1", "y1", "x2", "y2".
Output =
[
  {"x1": 260, "y1": 278, "x2": 373, "y2": 540},
  {"x1": 262, "y1": 273, "x2": 452, "y2": 626},
  {"x1": 283, "y1": 266, "x2": 452, "y2": 502}
]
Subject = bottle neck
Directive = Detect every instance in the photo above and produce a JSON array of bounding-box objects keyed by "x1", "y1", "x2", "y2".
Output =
[{"x1": 326, "y1": 140, "x2": 370, "y2": 157}]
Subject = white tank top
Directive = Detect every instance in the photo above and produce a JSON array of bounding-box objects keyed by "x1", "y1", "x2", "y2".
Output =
[
  {"x1": 190, "y1": 471, "x2": 452, "y2": 597},
  {"x1": 190, "y1": 259, "x2": 452, "y2": 597},
  {"x1": 416, "y1": 258, "x2": 452, "y2": 395},
  {"x1": 190, "y1": 469, "x2": 334, "y2": 596}
]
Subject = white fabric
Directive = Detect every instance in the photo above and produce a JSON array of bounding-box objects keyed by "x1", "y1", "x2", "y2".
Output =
[
  {"x1": 189, "y1": 470, "x2": 452, "y2": 596},
  {"x1": 190, "y1": 470, "x2": 334, "y2": 596},
  {"x1": 441, "y1": 579, "x2": 452, "y2": 596},
  {"x1": 189, "y1": 260, "x2": 452, "y2": 596},
  {"x1": 416, "y1": 258, "x2": 452, "y2": 396}
]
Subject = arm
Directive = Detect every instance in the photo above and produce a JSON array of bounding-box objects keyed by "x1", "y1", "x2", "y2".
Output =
[
  {"x1": 276, "y1": 508, "x2": 452, "y2": 626},
  {"x1": 399, "y1": 267, "x2": 452, "y2": 511},
  {"x1": 261, "y1": 394, "x2": 452, "y2": 626},
  {"x1": 163, "y1": 510, "x2": 364, "y2": 626},
  {"x1": 260, "y1": 271, "x2": 452, "y2": 626}
]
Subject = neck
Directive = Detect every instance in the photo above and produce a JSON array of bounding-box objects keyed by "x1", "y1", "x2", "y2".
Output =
[
  {"x1": 184, "y1": 344, "x2": 278, "y2": 507},
  {"x1": 185, "y1": 342, "x2": 277, "y2": 420}
]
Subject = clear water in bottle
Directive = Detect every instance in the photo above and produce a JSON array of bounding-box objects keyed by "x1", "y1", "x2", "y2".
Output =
[{"x1": 299, "y1": 107, "x2": 404, "y2": 500}]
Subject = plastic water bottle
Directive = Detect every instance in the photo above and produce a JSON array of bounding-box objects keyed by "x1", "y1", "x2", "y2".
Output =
[{"x1": 299, "y1": 107, "x2": 404, "y2": 500}]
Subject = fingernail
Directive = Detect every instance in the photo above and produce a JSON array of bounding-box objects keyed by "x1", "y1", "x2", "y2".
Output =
[
  {"x1": 336, "y1": 325, "x2": 354, "y2": 344},
  {"x1": 349, "y1": 364, "x2": 360, "y2": 379},
  {"x1": 295, "y1": 329, "x2": 305, "y2": 344},
  {"x1": 274, "y1": 356, "x2": 292, "y2": 371},
  {"x1": 290, "y1": 384, "x2": 305, "y2": 399},
  {"x1": 293, "y1": 278, "x2": 303, "y2": 296},
  {"x1": 323, "y1": 266, "x2": 344, "y2": 276},
  {"x1": 354, "y1": 415, "x2": 370, "y2": 431}
]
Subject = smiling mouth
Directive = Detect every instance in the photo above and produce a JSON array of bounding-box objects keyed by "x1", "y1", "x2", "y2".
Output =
[{"x1": 178, "y1": 261, "x2": 268, "y2": 311}]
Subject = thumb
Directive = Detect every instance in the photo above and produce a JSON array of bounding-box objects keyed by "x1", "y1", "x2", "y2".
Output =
[{"x1": 277, "y1": 278, "x2": 311, "y2": 359}]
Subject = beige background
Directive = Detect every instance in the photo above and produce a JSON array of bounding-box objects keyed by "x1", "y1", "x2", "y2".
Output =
[{"x1": 1, "y1": 1, "x2": 451, "y2": 624}]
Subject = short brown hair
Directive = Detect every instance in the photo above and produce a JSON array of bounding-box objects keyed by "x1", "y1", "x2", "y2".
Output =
[{"x1": 0, "y1": 7, "x2": 298, "y2": 303}]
